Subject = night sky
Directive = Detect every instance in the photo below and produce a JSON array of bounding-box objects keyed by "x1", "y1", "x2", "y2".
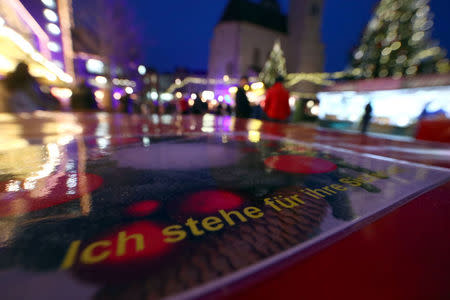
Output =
[{"x1": 127, "y1": 0, "x2": 450, "y2": 73}]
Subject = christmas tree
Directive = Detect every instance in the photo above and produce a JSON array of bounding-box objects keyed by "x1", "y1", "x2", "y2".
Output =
[
  {"x1": 350, "y1": 0, "x2": 448, "y2": 79},
  {"x1": 259, "y1": 40, "x2": 287, "y2": 87}
]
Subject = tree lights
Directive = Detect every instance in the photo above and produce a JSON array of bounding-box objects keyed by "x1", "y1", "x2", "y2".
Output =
[
  {"x1": 350, "y1": 0, "x2": 447, "y2": 79},
  {"x1": 259, "y1": 40, "x2": 287, "y2": 87}
]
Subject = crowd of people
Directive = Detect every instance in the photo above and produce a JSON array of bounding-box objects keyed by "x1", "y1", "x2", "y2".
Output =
[
  {"x1": 0, "y1": 62, "x2": 291, "y2": 120},
  {"x1": 0, "y1": 62, "x2": 374, "y2": 132}
]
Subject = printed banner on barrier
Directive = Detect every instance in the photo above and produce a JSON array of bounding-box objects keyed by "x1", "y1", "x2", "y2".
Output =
[{"x1": 0, "y1": 133, "x2": 448, "y2": 300}]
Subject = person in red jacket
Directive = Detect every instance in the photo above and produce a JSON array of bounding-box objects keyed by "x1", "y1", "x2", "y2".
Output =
[{"x1": 263, "y1": 76, "x2": 291, "y2": 122}]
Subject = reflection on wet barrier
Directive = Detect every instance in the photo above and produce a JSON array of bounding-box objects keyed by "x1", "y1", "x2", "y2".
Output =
[{"x1": 0, "y1": 115, "x2": 448, "y2": 299}]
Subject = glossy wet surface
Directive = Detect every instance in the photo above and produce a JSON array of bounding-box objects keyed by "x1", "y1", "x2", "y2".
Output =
[{"x1": 0, "y1": 112, "x2": 449, "y2": 300}]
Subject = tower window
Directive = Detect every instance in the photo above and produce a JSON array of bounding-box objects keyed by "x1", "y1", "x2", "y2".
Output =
[
  {"x1": 310, "y1": 3, "x2": 320, "y2": 16},
  {"x1": 253, "y1": 48, "x2": 261, "y2": 69},
  {"x1": 226, "y1": 62, "x2": 234, "y2": 76}
]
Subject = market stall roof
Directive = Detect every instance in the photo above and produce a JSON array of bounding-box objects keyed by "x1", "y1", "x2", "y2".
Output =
[{"x1": 323, "y1": 74, "x2": 450, "y2": 93}]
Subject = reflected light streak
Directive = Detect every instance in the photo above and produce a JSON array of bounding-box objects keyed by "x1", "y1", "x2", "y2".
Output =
[
  {"x1": 161, "y1": 115, "x2": 173, "y2": 125},
  {"x1": 247, "y1": 119, "x2": 262, "y2": 131},
  {"x1": 143, "y1": 137, "x2": 150, "y2": 147},
  {"x1": 24, "y1": 143, "x2": 60, "y2": 190},
  {"x1": 222, "y1": 135, "x2": 229, "y2": 143},
  {"x1": 57, "y1": 135, "x2": 74, "y2": 145},
  {"x1": 0, "y1": 138, "x2": 29, "y2": 151},
  {"x1": 201, "y1": 114, "x2": 215, "y2": 133},
  {"x1": 6, "y1": 180, "x2": 21, "y2": 192},
  {"x1": 42, "y1": 122, "x2": 83, "y2": 135},
  {"x1": 77, "y1": 138, "x2": 91, "y2": 215},
  {"x1": 248, "y1": 131, "x2": 261, "y2": 143},
  {"x1": 0, "y1": 114, "x2": 16, "y2": 122},
  {"x1": 96, "y1": 137, "x2": 110, "y2": 150}
]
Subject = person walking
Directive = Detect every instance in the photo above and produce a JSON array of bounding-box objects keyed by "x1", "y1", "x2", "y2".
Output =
[
  {"x1": 360, "y1": 102, "x2": 373, "y2": 134},
  {"x1": 263, "y1": 76, "x2": 290, "y2": 122},
  {"x1": 118, "y1": 94, "x2": 132, "y2": 114},
  {"x1": 70, "y1": 80, "x2": 98, "y2": 112},
  {"x1": 0, "y1": 62, "x2": 58, "y2": 112},
  {"x1": 178, "y1": 97, "x2": 189, "y2": 115},
  {"x1": 192, "y1": 93, "x2": 204, "y2": 115},
  {"x1": 235, "y1": 76, "x2": 251, "y2": 118}
]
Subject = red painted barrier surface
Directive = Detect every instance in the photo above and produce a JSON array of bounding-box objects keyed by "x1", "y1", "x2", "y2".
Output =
[
  {"x1": 416, "y1": 119, "x2": 450, "y2": 143},
  {"x1": 0, "y1": 112, "x2": 448, "y2": 300}
]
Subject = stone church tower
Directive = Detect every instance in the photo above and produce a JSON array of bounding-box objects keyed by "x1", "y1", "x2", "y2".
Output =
[
  {"x1": 288, "y1": 0, "x2": 324, "y2": 74},
  {"x1": 208, "y1": 0, "x2": 324, "y2": 93}
]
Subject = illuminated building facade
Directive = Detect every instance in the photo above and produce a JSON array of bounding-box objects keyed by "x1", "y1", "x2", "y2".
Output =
[
  {"x1": 0, "y1": 0, "x2": 73, "y2": 85},
  {"x1": 19, "y1": 0, "x2": 74, "y2": 78},
  {"x1": 70, "y1": 17, "x2": 143, "y2": 108},
  {"x1": 0, "y1": 0, "x2": 142, "y2": 108}
]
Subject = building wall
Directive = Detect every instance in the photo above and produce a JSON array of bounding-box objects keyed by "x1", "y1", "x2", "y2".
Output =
[
  {"x1": 238, "y1": 22, "x2": 287, "y2": 77},
  {"x1": 20, "y1": 0, "x2": 67, "y2": 70},
  {"x1": 208, "y1": 21, "x2": 240, "y2": 79},
  {"x1": 208, "y1": 21, "x2": 287, "y2": 80},
  {"x1": 207, "y1": 0, "x2": 326, "y2": 96},
  {"x1": 288, "y1": 0, "x2": 324, "y2": 74}
]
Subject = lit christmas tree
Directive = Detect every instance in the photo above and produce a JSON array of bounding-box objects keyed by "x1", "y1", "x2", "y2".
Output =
[
  {"x1": 259, "y1": 40, "x2": 287, "y2": 87},
  {"x1": 350, "y1": 0, "x2": 449, "y2": 79}
]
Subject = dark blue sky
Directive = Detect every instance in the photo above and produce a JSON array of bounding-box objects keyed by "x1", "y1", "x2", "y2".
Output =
[{"x1": 128, "y1": 0, "x2": 450, "y2": 73}]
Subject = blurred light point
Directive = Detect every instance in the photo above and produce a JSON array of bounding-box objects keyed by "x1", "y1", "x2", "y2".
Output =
[
  {"x1": 138, "y1": 65, "x2": 146, "y2": 75},
  {"x1": 47, "y1": 41, "x2": 60, "y2": 52},
  {"x1": 229, "y1": 86, "x2": 238, "y2": 94},
  {"x1": 50, "y1": 87, "x2": 72, "y2": 99},
  {"x1": 311, "y1": 105, "x2": 319, "y2": 116},
  {"x1": 352, "y1": 68, "x2": 362, "y2": 76},
  {"x1": 86, "y1": 59, "x2": 104, "y2": 74},
  {"x1": 113, "y1": 92, "x2": 122, "y2": 100},
  {"x1": 95, "y1": 90, "x2": 105, "y2": 100},
  {"x1": 95, "y1": 76, "x2": 107, "y2": 85},
  {"x1": 391, "y1": 41, "x2": 401, "y2": 51},
  {"x1": 223, "y1": 75, "x2": 230, "y2": 82},
  {"x1": 43, "y1": 9, "x2": 58, "y2": 22},
  {"x1": 381, "y1": 47, "x2": 391, "y2": 56},
  {"x1": 202, "y1": 90, "x2": 214, "y2": 100},
  {"x1": 125, "y1": 87, "x2": 134, "y2": 94},
  {"x1": 251, "y1": 82, "x2": 264, "y2": 90},
  {"x1": 412, "y1": 31, "x2": 424, "y2": 42},
  {"x1": 160, "y1": 93, "x2": 174, "y2": 101},
  {"x1": 46, "y1": 23, "x2": 60, "y2": 35},
  {"x1": 42, "y1": 0, "x2": 56, "y2": 8},
  {"x1": 150, "y1": 91, "x2": 159, "y2": 100},
  {"x1": 45, "y1": 72, "x2": 57, "y2": 81},
  {"x1": 354, "y1": 50, "x2": 364, "y2": 60}
]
